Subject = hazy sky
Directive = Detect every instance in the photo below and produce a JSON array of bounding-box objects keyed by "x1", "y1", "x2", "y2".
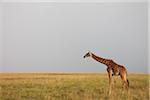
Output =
[{"x1": 0, "y1": 2, "x2": 148, "y2": 73}]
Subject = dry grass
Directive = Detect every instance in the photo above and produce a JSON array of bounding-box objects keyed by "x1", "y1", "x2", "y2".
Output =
[{"x1": 0, "y1": 73, "x2": 149, "y2": 100}]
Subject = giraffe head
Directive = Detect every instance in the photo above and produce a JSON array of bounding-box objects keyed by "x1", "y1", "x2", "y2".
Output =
[{"x1": 83, "y1": 51, "x2": 92, "y2": 58}]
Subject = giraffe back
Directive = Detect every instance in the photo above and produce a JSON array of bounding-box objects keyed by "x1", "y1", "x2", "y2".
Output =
[{"x1": 108, "y1": 60, "x2": 126, "y2": 76}]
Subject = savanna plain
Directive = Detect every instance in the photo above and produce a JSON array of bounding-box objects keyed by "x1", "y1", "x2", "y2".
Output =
[{"x1": 0, "y1": 73, "x2": 149, "y2": 100}]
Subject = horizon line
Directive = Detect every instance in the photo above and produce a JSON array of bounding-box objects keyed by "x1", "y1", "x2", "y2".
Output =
[{"x1": 0, "y1": 71, "x2": 149, "y2": 74}]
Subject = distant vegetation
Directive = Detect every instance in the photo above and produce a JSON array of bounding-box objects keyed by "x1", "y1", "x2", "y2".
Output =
[{"x1": 0, "y1": 73, "x2": 149, "y2": 100}]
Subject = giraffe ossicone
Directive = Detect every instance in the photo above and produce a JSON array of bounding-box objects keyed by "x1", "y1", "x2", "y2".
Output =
[{"x1": 88, "y1": 51, "x2": 92, "y2": 57}]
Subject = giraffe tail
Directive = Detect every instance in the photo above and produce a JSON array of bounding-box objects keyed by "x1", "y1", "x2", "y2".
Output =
[{"x1": 127, "y1": 79, "x2": 129, "y2": 87}]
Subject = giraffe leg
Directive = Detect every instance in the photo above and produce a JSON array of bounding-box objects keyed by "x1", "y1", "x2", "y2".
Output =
[
  {"x1": 108, "y1": 75, "x2": 112, "y2": 95},
  {"x1": 111, "y1": 76, "x2": 115, "y2": 89},
  {"x1": 107, "y1": 68, "x2": 112, "y2": 95},
  {"x1": 120, "y1": 73, "x2": 129, "y2": 90},
  {"x1": 123, "y1": 75, "x2": 129, "y2": 90}
]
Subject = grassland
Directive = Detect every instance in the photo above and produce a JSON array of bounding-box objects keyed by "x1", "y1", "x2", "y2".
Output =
[{"x1": 0, "y1": 73, "x2": 149, "y2": 100}]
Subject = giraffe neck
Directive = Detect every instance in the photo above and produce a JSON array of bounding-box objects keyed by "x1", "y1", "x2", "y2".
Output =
[{"x1": 91, "y1": 53, "x2": 109, "y2": 66}]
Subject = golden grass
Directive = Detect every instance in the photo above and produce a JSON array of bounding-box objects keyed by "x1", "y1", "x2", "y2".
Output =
[{"x1": 0, "y1": 73, "x2": 149, "y2": 100}]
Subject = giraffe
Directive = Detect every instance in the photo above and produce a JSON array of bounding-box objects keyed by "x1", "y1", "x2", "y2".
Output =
[{"x1": 83, "y1": 51, "x2": 129, "y2": 94}]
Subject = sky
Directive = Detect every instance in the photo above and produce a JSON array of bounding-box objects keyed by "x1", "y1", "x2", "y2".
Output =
[{"x1": 0, "y1": 2, "x2": 148, "y2": 73}]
